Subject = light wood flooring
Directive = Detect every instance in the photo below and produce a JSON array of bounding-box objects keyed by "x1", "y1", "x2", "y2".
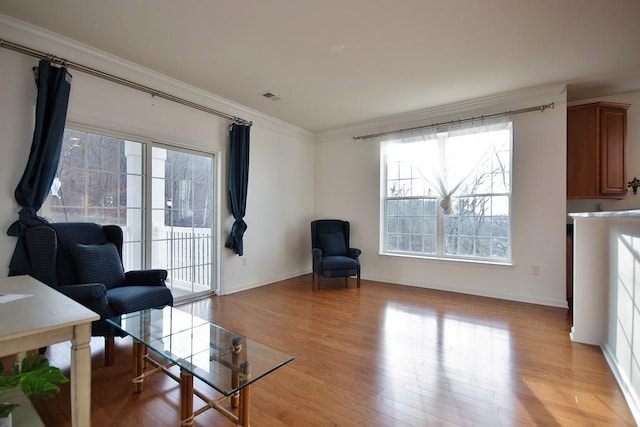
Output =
[{"x1": 14, "y1": 275, "x2": 638, "y2": 426}]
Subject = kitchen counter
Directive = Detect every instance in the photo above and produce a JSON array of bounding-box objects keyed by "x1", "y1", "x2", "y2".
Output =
[{"x1": 570, "y1": 209, "x2": 640, "y2": 218}]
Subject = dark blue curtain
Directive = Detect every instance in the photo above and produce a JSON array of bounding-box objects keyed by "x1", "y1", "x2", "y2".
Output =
[
  {"x1": 225, "y1": 123, "x2": 251, "y2": 256},
  {"x1": 7, "y1": 60, "x2": 72, "y2": 275}
]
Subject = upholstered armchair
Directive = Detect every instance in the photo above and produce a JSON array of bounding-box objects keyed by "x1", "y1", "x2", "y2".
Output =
[
  {"x1": 25, "y1": 222, "x2": 173, "y2": 366},
  {"x1": 311, "y1": 219, "x2": 361, "y2": 289}
]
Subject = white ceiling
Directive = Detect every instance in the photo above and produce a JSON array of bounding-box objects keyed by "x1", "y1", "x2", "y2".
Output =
[{"x1": 1, "y1": 0, "x2": 639, "y2": 133}]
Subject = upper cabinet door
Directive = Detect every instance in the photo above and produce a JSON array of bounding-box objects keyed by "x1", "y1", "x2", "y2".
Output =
[
  {"x1": 567, "y1": 102, "x2": 630, "y2": 199},
  {"x1": 599, "y1": 106, "x2": 627, "y2": 196}
]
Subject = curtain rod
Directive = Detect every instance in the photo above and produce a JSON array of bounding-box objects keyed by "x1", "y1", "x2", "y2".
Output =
[
  {"x1": 0, "y1": 38, "x2": 253, "y2": 127},
  {"x1": 353, "y1": 101, "x2": 554, "y2": 141}
]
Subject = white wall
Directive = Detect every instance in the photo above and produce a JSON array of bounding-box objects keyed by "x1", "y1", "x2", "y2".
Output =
[
  {"x1": 314, "y1": 85, "x2": 568, "y2": 307},
  {"x1": 0, "y1": 16, "x2": 314, "y2": 294},
  {"x1": 567, "y1": 90, "x2": 640, "y2": 214},
  {"x1": 605, "y1": 219, "x2": 640, "y2": 423},
  {"x1": 570, "y1": 212, "x2": 640, "y2": 423}
]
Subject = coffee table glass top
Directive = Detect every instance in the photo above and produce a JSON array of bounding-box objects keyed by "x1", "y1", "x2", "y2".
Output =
[{"x1": 108, "y1": 306, "x2": 294, "y2": 396}]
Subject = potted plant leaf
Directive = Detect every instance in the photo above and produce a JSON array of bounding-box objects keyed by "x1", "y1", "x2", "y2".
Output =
[{"x1": 0, "y1": 354, "x2": 68, "y2": 426}]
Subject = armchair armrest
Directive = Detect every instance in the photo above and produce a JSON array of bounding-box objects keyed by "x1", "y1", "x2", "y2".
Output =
[
  {"x1": 312, "y1": 248, "x2": 323, "y2": 258},
  {"x1": 348, "y1": 248, "x2": 362, "y2": 258},
  {"x1": 125, "y1": 269, "x2": 168, "y2": 286},
  {"x1": 57, "y1": 283, "x2": 113, "y2": 318}
]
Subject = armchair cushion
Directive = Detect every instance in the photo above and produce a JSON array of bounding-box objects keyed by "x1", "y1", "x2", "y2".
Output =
[
  {"x1": 107, "y1": 285, "x2": 174, "y2": 313},
  {"x1": 319, "y1": 232, "x2": 347, "y2": 256},
  {"x1": 322, "y1": 255, "x2": 358, "y2": 271},
  {"x1": 71, "y1": 243, "x2": 126, "y2": 290}
]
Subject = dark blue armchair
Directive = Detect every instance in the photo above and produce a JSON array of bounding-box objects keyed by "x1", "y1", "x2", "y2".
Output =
[
  {"x1": 25, "y1": 222, "x2": 173, "y2": 366},
  {"x1": 311, "y1": 219, "x2": 361, "y2": 289}
]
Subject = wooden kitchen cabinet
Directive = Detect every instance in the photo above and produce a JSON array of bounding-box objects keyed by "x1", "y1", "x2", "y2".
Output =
[{"x1": 567, "y1": 102, "x2": 630, "y2": 199}]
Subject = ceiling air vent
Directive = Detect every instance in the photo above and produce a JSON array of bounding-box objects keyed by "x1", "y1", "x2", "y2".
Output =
[{"x1": 262, "y1": 91, "x2": 281, "y2": 101}]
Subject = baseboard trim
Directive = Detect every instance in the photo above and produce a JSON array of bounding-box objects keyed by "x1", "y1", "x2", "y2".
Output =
[
  {"x1": 601, "y1": 343, "x2": 640, "y2": 425},
  {"x1": 569, "y1": 326, "x2": 602, "y2": 346},
  {"x1": 223, "y1": 270, "x2": 310, "y2": 295}
]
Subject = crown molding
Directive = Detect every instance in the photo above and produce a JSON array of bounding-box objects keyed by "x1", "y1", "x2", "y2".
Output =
[
  {"x1": 0, "y1": 13, "x2": 313, "y2": 142},
  {"x1": 315, "y1": 83, "x2": 567, "y2": 144}
]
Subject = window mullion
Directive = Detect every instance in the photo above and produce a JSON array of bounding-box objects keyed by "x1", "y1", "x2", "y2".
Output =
[
  {"x1": 144, "y1": 142, "x2": 152, "y2": 269},
  {"x1": 83, "y1": 141, "x2": 89, "y2": 220},
  {"x1": 436, "y1": 201, "x2": 444, "y2": 256},
  {"x1": 436, "y1": 133, "x2": 447, "y2": 256}
]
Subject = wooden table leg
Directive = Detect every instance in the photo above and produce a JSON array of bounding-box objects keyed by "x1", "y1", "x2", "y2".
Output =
[
  {"x1": 70, "y1": 322, "x2": 92, "y2": 427},
  {"x1": 180, "y1": 370, "x2": 194, "y2": 426},
  {"x1": 133, "y1": 341, "x2": 145, "y2": 392},
  {"x1": 238, "y1": 361, "x2": 251, "y2": 427}
]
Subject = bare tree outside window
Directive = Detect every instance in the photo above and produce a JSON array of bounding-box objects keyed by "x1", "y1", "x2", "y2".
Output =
[
  {"x1": 164, "y1": 150, "x2": 213, "y2": 228},
  {"x1": 50, "y1": 130, "x2": 131, "y2": 225},
  {"x1": 382, "y1": 121, "x2": 512, "y2": 262}
]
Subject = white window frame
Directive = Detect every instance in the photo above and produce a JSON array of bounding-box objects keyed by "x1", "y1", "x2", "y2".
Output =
[{"x1": 380, "y1": 120, "x2": 513, "y2": 264}]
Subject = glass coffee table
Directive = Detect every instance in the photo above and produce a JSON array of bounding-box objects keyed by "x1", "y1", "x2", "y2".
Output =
[{"x1": 108, "y1": 307, "x2": 294, "y2": 426}]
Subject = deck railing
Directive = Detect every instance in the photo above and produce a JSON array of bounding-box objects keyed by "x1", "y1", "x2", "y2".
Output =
[{"x1": 122, "y1": 225, "x2": 213, "y2": 295}]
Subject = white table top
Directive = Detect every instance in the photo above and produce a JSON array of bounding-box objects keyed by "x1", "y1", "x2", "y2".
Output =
[{"x1": 0, "y1": 275, "x2": 99, "y2": 342}]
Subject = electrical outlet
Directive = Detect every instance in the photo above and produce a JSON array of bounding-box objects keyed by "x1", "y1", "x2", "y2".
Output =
[{"x1": 531, "y1": 265, "x2": 540, "y2": 276}]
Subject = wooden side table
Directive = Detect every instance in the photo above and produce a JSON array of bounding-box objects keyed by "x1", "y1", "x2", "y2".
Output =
[{"x1": 0, "y1": 275, "x2": 99, "y2": 427}]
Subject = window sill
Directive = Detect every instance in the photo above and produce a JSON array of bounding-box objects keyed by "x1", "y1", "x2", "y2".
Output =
[{"x1": 379, "y1": 251, "x2": 514, "y2": 268}]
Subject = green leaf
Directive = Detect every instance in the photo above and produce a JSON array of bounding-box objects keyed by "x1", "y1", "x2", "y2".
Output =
[
  {"x1": 1, "y1": 354, "x2": 68, "y2": 402},
  {"x1": 19, "y1": 367, "x2": 69, "y2": 400},
  {"x1": 17, "y1": 354, "x2": 50, "y2": 374}
]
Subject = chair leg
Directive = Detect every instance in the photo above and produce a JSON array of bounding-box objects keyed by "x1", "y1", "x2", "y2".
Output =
[
  {"x1": 344, "y1": 277, "x2": 348, "y2": 288},
  {"x1": 105, "y1": 336, "x2": 115, "y2": 366},
  {"x1": 357, "y1": 272, "x2": 361, "y2": 288},
  {"x1": 317, "y1": 275, "x2": 322, "y2": 290}
]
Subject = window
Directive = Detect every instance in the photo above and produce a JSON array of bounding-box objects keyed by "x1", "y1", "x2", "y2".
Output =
[
  {"x1": 382, "y1": 120, "x2": 512, "y2": 263},
  {"x1": 43, "y1": 128, "x2": 217, "y2": 299}
]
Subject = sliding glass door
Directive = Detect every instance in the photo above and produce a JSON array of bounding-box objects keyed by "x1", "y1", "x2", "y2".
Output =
[{"x1": 43, "y1": 127, "x2": 217, "y2": 300}]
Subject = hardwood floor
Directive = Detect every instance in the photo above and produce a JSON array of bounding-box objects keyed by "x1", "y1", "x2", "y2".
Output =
[{"x1": 15, "y1": 275, "x2": 637, "y2": 426}]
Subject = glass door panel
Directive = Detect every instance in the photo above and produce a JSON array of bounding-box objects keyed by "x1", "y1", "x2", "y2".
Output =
[{"x1": 151, "y1": 146, "x2": 215, "y2": 299}]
